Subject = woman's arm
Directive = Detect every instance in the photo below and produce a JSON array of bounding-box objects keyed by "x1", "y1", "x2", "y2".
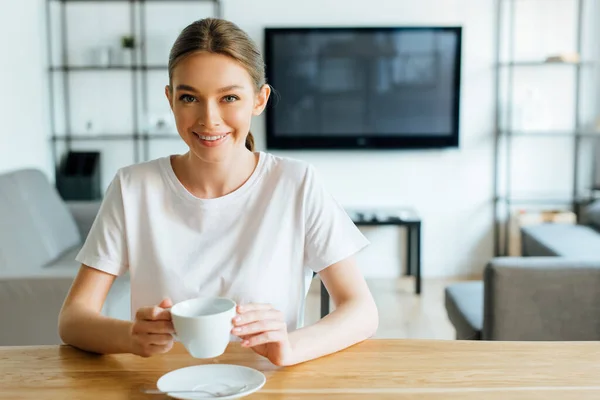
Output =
[
  {"x1": 287, "y1": 256, "x2": 379, "y2": 364},
  {"x1": 233, "y1": 255, "x2": 378, "y2": 366},
  {"x1": 58, "y1": 265, "x2": 133, "y2": 354},
  {"x1": 58, "y1": 265, "x2": 175, "y2": 356},
  {"x1": 233, "y1": 165, "x2": 377, "y2": 365}
]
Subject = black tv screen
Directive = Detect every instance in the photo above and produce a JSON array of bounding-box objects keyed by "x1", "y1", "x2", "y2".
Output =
[{"x1": 264, "y1": 26, "x2": 462, "y2": 150}]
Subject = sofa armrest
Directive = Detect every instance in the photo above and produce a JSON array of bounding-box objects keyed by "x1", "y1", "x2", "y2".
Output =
[
  {"x1": 0, "y1": 269, "x2": 131, "y2": 346},
  {"x1": 0, "y1": 269, "x2": 76, "y2": 345},
  {"x1": 483, "y1": 257, "x2": 600, "y2": 341},
  {"x1": 66, "y1": 201, "x2": 101, "y2": 239}
]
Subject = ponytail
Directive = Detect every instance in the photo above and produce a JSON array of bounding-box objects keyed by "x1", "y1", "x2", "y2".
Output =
[{"x1": 245, "y1": 131, "x2": 255, "y2": 151}]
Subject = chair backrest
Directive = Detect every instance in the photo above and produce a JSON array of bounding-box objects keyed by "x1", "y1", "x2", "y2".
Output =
[
  {"x1": 483, "y1": 258, "x2": 600, "y2": 340},
  {"x1": 0, "y1": 169, "x2": 80, "y2": 272}
]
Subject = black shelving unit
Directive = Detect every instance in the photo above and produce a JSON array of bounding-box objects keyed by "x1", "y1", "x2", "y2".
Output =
[
  {"x1": 493, "y1": 0, "x2": 600, "y2": 256},
  {"x1": 46, "y1": 0, "x2": 222, "y2": 182}
]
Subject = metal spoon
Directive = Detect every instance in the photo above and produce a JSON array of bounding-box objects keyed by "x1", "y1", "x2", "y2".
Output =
[{"x1": 142, "y1": 384, "x2": 248, "y2": 397}]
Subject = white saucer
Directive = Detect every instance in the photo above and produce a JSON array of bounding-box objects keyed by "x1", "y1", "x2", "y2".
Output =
[{"x1": 156, "y1": 364, "x2": 266, "y2": 399}]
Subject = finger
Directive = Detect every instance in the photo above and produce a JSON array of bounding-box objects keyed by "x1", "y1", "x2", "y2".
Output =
[
  {"x1": 232, "y1": 319, "x2": 286, "y2": 336},
  {"x1": 143, "y1": 341, "x2": 174, "y2": 356},
  {"x1": 241, "y1": 331, "x2": 285, "y2": 348},
  {"x1": 135, "y1": 306, "x2": 155, "y2": 321},
  {"x1": 135, "y1": 305, "x2": 171, "y2": 321},
  {"x1": 233, "y1": 309, "x2": 283, "y2": 326},
  {"x1": 151, "y1": 341, "x2": 174, "y2": 352},
  {"x1": 135, "y1": 300, "x2": 173, "y2": 321},
  {"x1": 133, "y1": 320, "x2": 175, "y2": 335},
  {"x1": 143, "y1": 333, "x2": 174, "y2": 346},
  {"x1": 236, "y1": 303, "x2": 274, "y2": 313},
  {"x1": 151, "y1": 307, "x2": 172, "y2": 321},
  {"x1": 158, "y1": 298, "x2": 173, "y2": 309}
]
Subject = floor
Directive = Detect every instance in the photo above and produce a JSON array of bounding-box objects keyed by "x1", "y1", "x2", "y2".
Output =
[{"x1": 303, "y1": 277, "x2": 476, "y2": 340}]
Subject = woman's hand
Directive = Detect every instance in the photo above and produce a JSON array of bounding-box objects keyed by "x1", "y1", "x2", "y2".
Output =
[
  {"x1": 130, "y1": 298, "x2": 175, "y2": 357},
  {"x1": 231, "y1": 303, "x2": 295, "y2": 366}
]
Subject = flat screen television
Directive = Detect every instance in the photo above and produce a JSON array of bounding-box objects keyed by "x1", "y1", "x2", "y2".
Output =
[{"x1": 264, "y1": 26, "x2": 462, "y2": 150}]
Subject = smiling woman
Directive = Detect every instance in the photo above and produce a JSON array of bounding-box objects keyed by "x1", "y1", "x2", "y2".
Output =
[
  {"x1": 165, "y1": 51, "x2": 267, "y2": 159},
  {"x1": 57, "y1": 18, "x2": 378, "y2": 367},
  {"x1": 166, "y1": 18, "x2": 266, "y2": 160}
]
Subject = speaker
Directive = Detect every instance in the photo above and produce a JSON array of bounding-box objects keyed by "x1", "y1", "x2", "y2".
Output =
[
  {"x1": 56, "y1": 151, "x2": 101, "y2": 201},
  {"x1": 594, "y1": 141, "x2": 600, "y2": 189}
]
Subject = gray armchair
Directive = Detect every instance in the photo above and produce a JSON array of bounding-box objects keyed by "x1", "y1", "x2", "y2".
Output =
[{"x1": 445, "y1": 258, "x2": 600, "y2": 340}]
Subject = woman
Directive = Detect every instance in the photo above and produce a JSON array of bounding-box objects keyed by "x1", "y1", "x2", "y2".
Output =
[{"x1": 58, "y1": 18, "x2": 378, "y2": 367}]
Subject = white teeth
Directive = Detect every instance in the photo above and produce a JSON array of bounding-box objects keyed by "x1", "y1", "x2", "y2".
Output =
[{"x1": 197, "y1": 134, "x2": 225, "y2": 141}]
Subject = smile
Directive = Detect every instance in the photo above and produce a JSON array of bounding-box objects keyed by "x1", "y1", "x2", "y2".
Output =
[{"x1": 192, "y1": 132, "x2": 230, "y2": 147}]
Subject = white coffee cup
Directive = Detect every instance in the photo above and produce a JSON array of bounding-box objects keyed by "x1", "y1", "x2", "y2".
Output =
[{"x1": 170, "y1": 297, "x2": 237, "y2": 359}]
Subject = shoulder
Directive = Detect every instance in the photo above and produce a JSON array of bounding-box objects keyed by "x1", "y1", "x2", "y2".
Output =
[
  {"x1": 112, "y1": 157, "x2": 167, "y2": 189},
  {"x1": 261, "y1": 152, "x2": 318, "y2": 186}
]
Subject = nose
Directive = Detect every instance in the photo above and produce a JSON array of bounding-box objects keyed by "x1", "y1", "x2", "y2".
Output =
[{"x1": 197, "y1": 99, "x2": 221, "y2": 128}]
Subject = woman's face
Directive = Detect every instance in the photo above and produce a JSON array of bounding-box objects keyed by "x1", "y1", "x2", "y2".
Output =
[{"x1": 166, "y1": 51, "x2": 269, "y2": 163}]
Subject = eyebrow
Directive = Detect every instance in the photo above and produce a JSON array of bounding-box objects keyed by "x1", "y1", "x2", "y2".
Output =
[{"x1": 175, "y1": 84, "x2": 245, "y2": 93}]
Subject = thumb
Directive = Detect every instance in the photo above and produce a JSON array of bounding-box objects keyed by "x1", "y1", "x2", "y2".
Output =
[{"x1": 158, "y1": 297, "x2": 173, "y2": 309}]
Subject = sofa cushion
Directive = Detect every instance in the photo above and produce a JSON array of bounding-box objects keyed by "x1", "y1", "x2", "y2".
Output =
[
  {"x1": 444, "y1": 281, "x2": 483, "y2": 340},
  {"x1": 521, "y1": 224, "x2": 600, "y2": 258},
  {"x1": 8, "y1": 169, "x2": 81, "y2": 267},
  {"x1": 0, "y1": 173, "x2": 56, "y2": 272},
  {"x1": 66, "y1": 201, "x2": 102, "y2": 238},
  {"x1": 44, "y1": 246, "x2": 81, "y2": 269}
]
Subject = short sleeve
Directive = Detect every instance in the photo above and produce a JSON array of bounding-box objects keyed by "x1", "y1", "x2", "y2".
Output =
[
  {"x1": 303, "y1": 165, "x2": 370, "y2": 273},
  {"x1": 75, "y1": 171, "x2": 129, "y2": 276}
]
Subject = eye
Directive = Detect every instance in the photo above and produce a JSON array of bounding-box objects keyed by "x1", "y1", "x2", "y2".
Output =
[
  {"x1": 222, "y1": 95, "x2": 239, "y2": 103},
  {"x1": 179, "y1": 94, "x2": 196, "y2": 103}
]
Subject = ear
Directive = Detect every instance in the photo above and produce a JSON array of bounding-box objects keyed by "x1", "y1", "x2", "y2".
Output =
[
  {"x1": 252, "y1": 84, "x2": 271, "y2": 116},
  {"x1": 165, "y1": 85, "x2": 174, "y2": 111}
]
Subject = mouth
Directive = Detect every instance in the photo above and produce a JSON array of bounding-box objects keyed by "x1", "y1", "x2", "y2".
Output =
[{"x1": 192, "y1": 132, "x2": 230, "y2": 147}]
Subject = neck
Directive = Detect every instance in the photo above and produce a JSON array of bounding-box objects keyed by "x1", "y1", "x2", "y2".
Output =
[{"x1": 173, "y1": 148, "x2": 258, "y2": 199}]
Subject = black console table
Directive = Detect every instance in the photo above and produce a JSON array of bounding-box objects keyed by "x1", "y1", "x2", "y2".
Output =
[{"x1": 320, "y1": 208, "x2": 422, "y2": 318}]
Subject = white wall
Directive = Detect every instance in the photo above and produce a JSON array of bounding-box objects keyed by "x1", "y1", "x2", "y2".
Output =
[{"x1": 0, "y1": 0, "x2": 52, "y2": 178}]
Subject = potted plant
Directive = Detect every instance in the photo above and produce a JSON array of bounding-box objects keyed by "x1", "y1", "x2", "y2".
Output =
[{"x1": 120, "y1": 35, "x2": 136, "y2": 66}]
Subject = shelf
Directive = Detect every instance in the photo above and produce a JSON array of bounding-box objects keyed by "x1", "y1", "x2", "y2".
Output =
[
  {"x1": 145, "y1": 134, "x2": 181, "y2": 139},
  {"x1": 495, "y1": 195, "x2": 589, "y2": 205},
  {"x1": 46, "y1": 0, "x2": 222, "y2": 170},
  {"x1": 51, "y1": 134, "x2": 182, "y2": 141},
  {"x1": 49, "y1": 0, "x2": 216, "y2": 3},
  {"x1": 49, "y1": 65, "x2": 168, "y2": 71},
  {"x1": 498, "y1": 130, "x2": 600, "y2": 138},
  {"x1": 52, "y1": 134, "x2": 138, "y2": 141},
  {"x1": 498, "y1": 61, "x2": 595, "y2": 67}
]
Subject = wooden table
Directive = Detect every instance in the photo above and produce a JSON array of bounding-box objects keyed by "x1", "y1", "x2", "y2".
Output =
[{"x1": 2, "y1": 339, "x2": 600, "y2": 399}]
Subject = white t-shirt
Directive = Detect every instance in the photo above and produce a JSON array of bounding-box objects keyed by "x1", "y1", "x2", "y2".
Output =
[{"x1": 76, "y1": 151, "x2": 369, "y2": 331}]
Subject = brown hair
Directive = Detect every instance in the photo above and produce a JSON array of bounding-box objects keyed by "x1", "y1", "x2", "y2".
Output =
[{"x1": 168, "y1": 18, "x2": 266, "y2": 152}]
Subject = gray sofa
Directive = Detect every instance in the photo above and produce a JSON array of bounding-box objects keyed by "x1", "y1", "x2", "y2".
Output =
[
  {"x1": 520, "y1": 201, "x2": 600, "y2": 258},
  {"x1": 0, "y1": 168, "x2": 130, "y2": 346},
  {"x1": 445, "y1": 200, "x2": 600, "y2": 340}
]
